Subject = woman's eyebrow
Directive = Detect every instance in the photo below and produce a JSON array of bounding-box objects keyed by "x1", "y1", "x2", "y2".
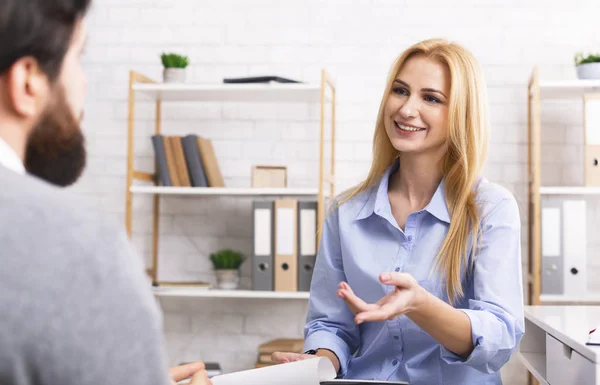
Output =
[{"x1": 394, "y1": 79, "x2": 447, "y2": 98}]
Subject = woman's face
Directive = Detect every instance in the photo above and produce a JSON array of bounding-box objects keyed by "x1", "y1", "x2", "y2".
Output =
[{"x1": 384, "y1": 54, "x2": 450, "y2": 156}]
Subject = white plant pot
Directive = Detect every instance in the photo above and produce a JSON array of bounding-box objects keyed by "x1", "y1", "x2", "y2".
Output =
[
  {"x1": 576, "y1": 63, "x2": 600, "y2": 80},
  {"x1": 215, "y1": 269, "x2": 240, "y2": 290},
  {"x1": 163, "y1": 68, "x2": 186, "y2": 83}
]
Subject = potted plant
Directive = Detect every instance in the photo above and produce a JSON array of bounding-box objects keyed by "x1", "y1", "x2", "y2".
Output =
[
  {"x1": 160, "y1": 52, "x2": 189, "y2": 83},
  {"x1": 209, "y1": 249, "x2": 245, "y2": 290},
  {"x1": 575, "y1": 52, "x2": 600, "y2": 80}
]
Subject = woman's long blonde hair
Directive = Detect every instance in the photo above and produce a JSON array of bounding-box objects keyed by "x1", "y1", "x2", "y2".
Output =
[{"x1": 339, "y1": 38, "x2": 490, "y2": 303}]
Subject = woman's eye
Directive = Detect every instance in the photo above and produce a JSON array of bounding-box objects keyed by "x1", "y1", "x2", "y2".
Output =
[
  {"x1": 424, "y1": 95, "x2": 441, "y2": 103},
  {"x1": 393, "y1": 87, "x2": 408, "y2": 96}
]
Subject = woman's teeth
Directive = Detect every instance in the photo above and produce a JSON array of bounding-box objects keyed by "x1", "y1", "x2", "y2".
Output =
[{"x1": 395, "y1": 122, "x2": 424, "y2": 132}]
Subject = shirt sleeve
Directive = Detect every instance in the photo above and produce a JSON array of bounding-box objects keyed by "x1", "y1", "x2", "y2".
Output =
[
  {"x1": 303, "y1": 206, "x2": 360, "y2": 376},
  {"x1": 440, "y1": 197, "x2": 525, "y2": 374}
]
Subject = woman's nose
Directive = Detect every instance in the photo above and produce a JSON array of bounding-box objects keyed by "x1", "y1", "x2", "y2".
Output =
[{"x1": 398, "y1": 97, "x2": 419, "y2": 119}]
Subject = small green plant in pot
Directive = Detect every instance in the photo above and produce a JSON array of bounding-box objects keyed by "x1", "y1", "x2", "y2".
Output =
[
  {"x1": 209, "y1": 249, "x2": 245, "y2": 290},
  {"x1": 574, "y1": 52, "x2": 600, "y2": 80},
  {"x1": 160, "y1": 52, "x2": 189, "y2": 83}
]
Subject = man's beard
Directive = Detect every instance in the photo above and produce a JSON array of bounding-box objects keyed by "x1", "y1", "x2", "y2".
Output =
[{"x1": 24, "y1": 86, "x2": 86, "y2": 187}]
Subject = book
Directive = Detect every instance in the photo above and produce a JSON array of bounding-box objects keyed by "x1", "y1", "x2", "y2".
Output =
[
  {"x1": 181, "y1": 134, "x2": 209, "y2": 187},
  {"x1": 258, "y1": 338, "x2": 304, "y2": 354},
  {"x1": 223, "y1": 76, "x2": 301, "y2": 84},
  {"x1": 151, "y1": 135, "x2": 172, "y2": 186},
  {"x1": 197, "y1": 137, "x2": 225, "y2": 187}
]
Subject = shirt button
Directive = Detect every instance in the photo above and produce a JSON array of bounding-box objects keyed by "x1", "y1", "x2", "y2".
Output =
[
  {"x1": 392, "y1": 359, "x2": 398, "y2": 365},
  {"x1": 394, "y1": 336, "x2": 399, "y2": 340},
  {"x1": 407, "y1": 235, "x2": 413, "y2": 242},
  {"x1": 394, "y1": 267, "x2": 400, "y2": 272}
]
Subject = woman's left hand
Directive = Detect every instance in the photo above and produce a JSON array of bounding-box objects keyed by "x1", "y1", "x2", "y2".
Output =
[{"x1": 336, "y1": 272, "x2": 429, "y2": 324}]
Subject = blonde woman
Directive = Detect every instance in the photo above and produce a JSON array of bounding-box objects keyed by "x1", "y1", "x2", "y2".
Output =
[{"x1": 273, "y1": 39, "x2": 524, "y2": 385}]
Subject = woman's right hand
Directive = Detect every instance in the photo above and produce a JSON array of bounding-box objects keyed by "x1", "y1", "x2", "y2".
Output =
[
  {"x1": 271, "y1": 351, "x2": 317, "y2": 364},
  {"x1": 272, "y1": 349, "x2": 340, "y2": 374}
]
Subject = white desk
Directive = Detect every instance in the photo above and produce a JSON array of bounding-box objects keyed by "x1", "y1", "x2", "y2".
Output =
[{"x1": 519, "y1": 306, "x2": 600, "y2": 385}]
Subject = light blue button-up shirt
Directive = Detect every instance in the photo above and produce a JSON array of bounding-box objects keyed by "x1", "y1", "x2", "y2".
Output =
[{"x1": 304, "y1": 159, "x2": 524, "y2": 385}]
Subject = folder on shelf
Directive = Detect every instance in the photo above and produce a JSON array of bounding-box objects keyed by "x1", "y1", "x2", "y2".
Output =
[
  {"x1": 297, "y1": 201, "x2": 317, "y2": 292},
  {"x1": 151, "y1": 134, "x2": 172, "y2": 186},
  {"x1": 252, "y1": 201, "x2": 274, "y2": 291},
  {"x1": 541, "y1": 203, "x2": 563, "y2": 295},
  {"x1": 197, "y1": 137, "x2": 225, "y2": 187},
  {"x1": 562, "y1": 200, "x2": 587, "y2": 296},
  {"x1": 181, "y1": 134, "x2": 209, "y2": 187},
  {"x1": 274, "y1": 199, "x2": 298, "y2": 292},
  {"x1": 584, "y1": 94, "x2": 600, "y2": 186}
]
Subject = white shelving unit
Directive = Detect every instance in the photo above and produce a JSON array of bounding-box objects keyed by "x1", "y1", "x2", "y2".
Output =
[
  {"x1": 152, "y1": 287, "x2": 310, "y2": 299},
  {"x1": 528, "y1": 66, "x2": 600, "y2": 306},
  {"x1": 539, "y1": 186, "x2": 600, "y2": 195},
  {"x1": 125, "y1": 70, "x2": 336, "y2": 289},
  {"x1": 539, "y1": 294, "x2": 600, "y2": 303},
  {"x1": 132, "y1": 82, "x2": 327, "y2": 103},
  {"x1": 130, "y1": 185, "x2": 319, "y2": 197},
  {"x1": 538, "y1": 79, "x2": 600, "y2": 99}
]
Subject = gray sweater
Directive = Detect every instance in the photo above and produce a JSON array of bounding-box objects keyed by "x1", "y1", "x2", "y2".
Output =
[{"x1": 0, "y1": 165, "x2": 171, "y2": 385}]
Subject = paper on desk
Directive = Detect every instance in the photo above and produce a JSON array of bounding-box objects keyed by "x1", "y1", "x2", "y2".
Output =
[{"x1": 211, "y1": 357, "x2": 336, "y2": 385}]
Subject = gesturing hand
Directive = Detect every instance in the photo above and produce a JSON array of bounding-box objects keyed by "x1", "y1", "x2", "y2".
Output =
[
  {"x1": 168, "y1": 362, "x2": 212, "y2": 385},
  {"x1": 336, "y1": 273, "x2": 428, "y2": 324}
]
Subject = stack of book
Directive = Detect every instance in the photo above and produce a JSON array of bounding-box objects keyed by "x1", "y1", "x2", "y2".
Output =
[
  {"x1": 151, "y1": 134, "x2": 224, "y2": 187},
  {"x1": 254, "y1": 338, "x2": 304, "y2": 368}
]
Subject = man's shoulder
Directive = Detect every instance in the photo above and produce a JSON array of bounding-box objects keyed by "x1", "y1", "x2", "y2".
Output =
[
  {"x1": 0, "y1": 166, "x2": 113, "y2": 229},
  {"x1": 0, "y1": 166, "x2": 130, "y2": 270}
]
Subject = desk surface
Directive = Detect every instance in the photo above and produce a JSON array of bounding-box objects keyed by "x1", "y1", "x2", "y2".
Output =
[{"x1": 526, "y1": 306, "x2": 600, "y2": 363}]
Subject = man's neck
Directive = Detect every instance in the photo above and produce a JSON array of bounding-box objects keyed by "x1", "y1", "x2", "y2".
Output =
[{"x1": 0, "y1": 123, "x2": 26, "y2": 161}]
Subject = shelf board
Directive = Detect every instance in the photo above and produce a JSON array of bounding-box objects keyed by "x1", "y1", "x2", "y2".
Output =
[
  {"x1": 152, "y1": 287, "x2": 310, "y2": 299},
  {"x1": 518, "y1": 352, "x2": 548, "y2": 385},
  {"x1": 133, "y1": 82, "x2": 323, "y2": 103},
  {"x1": 535, "y1": 79, "x2": 600, "y2": 99},
  {"x1": 539, "y1": 186, "x2": 600, "y2": 195},
  {"x1": 130, "y1": 186, "x2": 319, "y2": 196},
  {"x1": 540, "y1": 294, "x2": 600, "y2": 303}
]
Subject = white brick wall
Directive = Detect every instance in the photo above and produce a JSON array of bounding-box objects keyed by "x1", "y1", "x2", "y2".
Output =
[{"x1": 76, "y1": 0, "x2": 600, "y2": 382}]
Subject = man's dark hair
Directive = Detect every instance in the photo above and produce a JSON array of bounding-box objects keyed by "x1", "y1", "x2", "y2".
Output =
[{"x1": 0, "y1": 0, "x2": 91, "y2": 82}]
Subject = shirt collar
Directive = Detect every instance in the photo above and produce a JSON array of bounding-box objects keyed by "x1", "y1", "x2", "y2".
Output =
[
  {"x1": 0, "y1": 137, "x2": 25, "y2": 175},
  {"x1": 355, "y1": 158, "x2": 451, "y2": 224}
]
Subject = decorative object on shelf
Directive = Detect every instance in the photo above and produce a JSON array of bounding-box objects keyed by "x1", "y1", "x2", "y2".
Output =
[
  {"x1": 209, "y1": 248, "x2": 245, "y2": 290},
  {"x1": 251, "y1": 165, "x2": 287, "y2": 188},
  {"x1": 160, "y1": 52, "x2": 189, "y2": 83},
  {"x1": 575, "y1": 52, "x2": 600, "y2": 80}
]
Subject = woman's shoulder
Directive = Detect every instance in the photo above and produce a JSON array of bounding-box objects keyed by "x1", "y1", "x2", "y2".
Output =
[
  {"x1": 474, "y1": 177, "x2": 521, "y2": 222},
  {"x1": 327, "y1": 184, "x2": 377, "y2": 220}
]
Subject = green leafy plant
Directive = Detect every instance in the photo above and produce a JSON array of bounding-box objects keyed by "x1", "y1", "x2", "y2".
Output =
[
  {"x1": 575, "y1": 52, "x2": 600, "y2": 66},
  {"x1": 160, "y1": 52, "x2": 189, "y2": 68},
  {"x1": 209, "y1": 249, "x2": 245, "y2": 270}
]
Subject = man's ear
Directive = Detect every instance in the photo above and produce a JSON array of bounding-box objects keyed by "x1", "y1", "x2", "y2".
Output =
[{"x1": 5, "y1": 57, "x2": 50, "y2": 119}]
